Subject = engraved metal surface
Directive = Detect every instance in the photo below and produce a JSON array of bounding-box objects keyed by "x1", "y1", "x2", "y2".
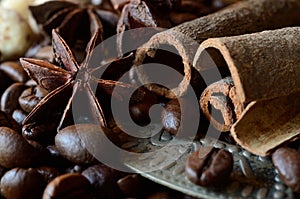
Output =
[{"x1": 121, "y1": 128, "x2": 298, "y2": 199}]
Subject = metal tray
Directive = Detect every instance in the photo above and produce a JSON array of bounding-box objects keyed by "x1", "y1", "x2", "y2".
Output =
[{"x1": 118, "y1": 124, "x2": 298, "y2": 199}]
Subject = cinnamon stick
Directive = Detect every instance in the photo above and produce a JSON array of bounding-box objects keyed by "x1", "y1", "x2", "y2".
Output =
[
  {"x1": 200, "y1": 77, "x2": 243, "y2": 132},
  {"x1": 231, "y1": 91, "x2": 300, "y2": 156},
  {"x1": 194, "y1": 27, "x2": 300, "y2": 156},
  {"x1": 134, "y1": 0, "x2": 300, "y2": 98}
]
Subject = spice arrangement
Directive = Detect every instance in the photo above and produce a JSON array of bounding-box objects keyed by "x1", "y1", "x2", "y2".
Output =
[{"x1": 0, "y1": 0, "x2": 299, "y2": 198}]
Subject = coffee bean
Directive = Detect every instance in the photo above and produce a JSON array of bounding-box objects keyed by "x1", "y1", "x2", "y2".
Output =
[
  {"x1": 45, "y1": 145, "x2": 73, "y2": 168},
  {"x1": 0, "y1": 110, "x2": 21, "y2": 132},
  {"x1": 25, "y1": 79, "x2": 37, "y2": 87},
  {"x1": 55, "y1": 124, "x2": 97, "y2": 164},
  {"x1": 65, "y1": 165, "x2": 84, "y2": 174},
  {"x1": 22, "y1": 120, "x2": 58, "y2": 145},
  {"x1": 1, "y1": 82, "x2": 27, "y2": 114},
  {"x1": 0, "y1": 127, "x2": 40, "y2": 168},
  {"x1": 0, "y1": 61, "x2": 28, "y2": 82},
  {"x1": 56, "y1": 124, "x2": 120, "y2": 164},
  {"x1": 82, "y1": 164, "x2": 125, "y2": 198},
  {"x1": 185, "y1": 146, "x2": 233, "y2": 186},
  {"x1": 34, "y1": 45, "x2": 54, "y2": 63},
  {"x1": 36, "y1": 167, "x2": 60, "y2": 184},
  {"x1": 43, "y1": 173, "x2": 94, "y2": 199},
  {"x1": 0, "y1": 71, "x2": 13, "y2": 95},
  {"x1": 117, "y1": 174, "x2": 143, "y2": 198},
  {"x1": 0, "y1": 168, "x2": 44, "y2": 199},
  {"x1": 161, "y1": 98, "x2": 199, "y2": 135},
  {"x1": 161, "y1": 99, "x2": 180, "y2": 135},
  {"x1": 12, "y1": 109, "x2": 27, "y2": 125},
  {"x1": 129, "y1": 88, "x2": 159, "y2": 126},
  {"x1": 272, "y1": 147, "x2": 300, "y2": 194},
  {"x1": 145, "y1": 190, "x2": 180, "y2": 199},
  {"x1": 18, "y1": 85, "x2": 48, "y2": 113}
]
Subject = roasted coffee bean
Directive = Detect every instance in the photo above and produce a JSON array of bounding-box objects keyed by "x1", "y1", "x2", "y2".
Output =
[
  {"x1": 0, "y1": 165, "x2": 6, "y2": 177},
  {"x1": 82, "y1": 164, "x2": 125, "y2": 198},
  {"x1": 1, "y1": 82, "x2": 27, "y2": 114},
  {"x1": 12, "y1": 109, "x2": 27, "y2": 125},
  {"x1": 0, "y1": 127, "x2": 40, "y2": 168},
  {"x1": 145, "y1": 190, "x2": 180, "y2": 199},
  {"x1": 129, "y1": 88, "x2": 160, "y2": 126},
  {"x1": 36, "y1": 167, "x2": 60, "y2": 184},
  {"x1": 161, "y1": 99, "x2": 180, "y2": 135},
  {"x1": 0, "y1": 168, "x2": 44, "y2": 199},
  {"x1": 22, "y1": 121, "x2": 58, "y2": 145},
  {"x1": 272, "y1": 147, "x2": 300, "y2": 194},
  {"x1": 43, "y1": 173, "x2": 94, "y2": 199},
  {"x1": 185, "y1": 146, "x2": 233, "y2": 187},
  {"x1": 0, "y1": 71, "x2": 13, "y2": 95},
  {"x1": 45, "y1": 145, "x2": 73, "y2": 168},
  {"x1": 144, "y1": 0, "x2": 181, "y2": 12},
  {"x1": 161, "y1": 98, "x2": 199, "y2": 135},
  {"x1": 169, "y1": 12, "x2": 198, "y2": 25},
  {"x1": 55, "y1": 124, "x2": 97, "y2": 164},
  {"x1": 34, "y1": 45, "x2": 54, "y2": 62},
  {"x1": 0, "y1": 61, "x2": 28, "y2": 82},
  {"x1": 19, "y1": 85, "x2": 48, "y2": 113},
  {"x1": 117, "y1": 174, "x2": 143, "y2": 198},
  {"x1": 25, "y1": 79, "x2": 37, "y2": 87},
  {"x1": 55, "y1": 124, "x2": 120, "y2": 164},
  {"x1": 65, "y1": 165, "x2": 84, "y2": 174},
  {"x1": 0, "y1": 110, "x2": 21, "y2": 132}
]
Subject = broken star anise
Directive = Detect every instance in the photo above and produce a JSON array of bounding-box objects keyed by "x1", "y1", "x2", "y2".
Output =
[
  {"x1": 20, "y1": 28, "x2": 135, "y2": 144},
  {"x1": 30, "y1": 0, "x2": 119, "y2": 61}
]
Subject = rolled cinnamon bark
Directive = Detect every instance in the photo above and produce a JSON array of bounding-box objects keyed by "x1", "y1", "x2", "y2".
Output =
[
  {"x1": 194, "y1": 27, "x2": 300, "y2": 156},
  {"x1": 200, "y1": 77, "x2": 243, "y2": 132},
  {"x1": 134, "y1": 0, "x2": 300, "y2": 99}
]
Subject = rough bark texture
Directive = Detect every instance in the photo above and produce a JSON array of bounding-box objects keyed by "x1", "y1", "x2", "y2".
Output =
[
  {"x1": 134, "y1": 0, "x2": 300, "y2": 98},
  {"x1": 200, "y1": 77, "x2": 243, "y2": 132},
  {"x1": 232, "y1": 91, "x2": 300, "y2": 156},
  {"x1": 195, "y1": 27, "x2": 300, "y2": 156},
  {"x1": 194, "y1": 27, "x2": 300, "y2": 103}
]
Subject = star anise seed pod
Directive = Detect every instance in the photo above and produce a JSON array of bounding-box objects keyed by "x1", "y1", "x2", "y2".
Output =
[
  {"x1": 30, "y1": 0, "x2": 119, "y2": 61},
  {"x1": 20, "y1": 29, "x2": 137, "y2": 144}
]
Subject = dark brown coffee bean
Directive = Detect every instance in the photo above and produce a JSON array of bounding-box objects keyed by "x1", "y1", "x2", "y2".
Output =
[
  {"x1": 82, "y1": 164, "x2": 125, "y2": 198},
  {"x1": 1, "y1": 82, "x2": 27, "y2": 114},
  {"x1": 129, "y1": 88, "x2": 159, "y2": 126},
  {"x1": 25, "y1": 79, "x2": 37, "y2": 87},
  {"x1": 55, "y1": 124, "x2": 97, "y2": 164},
  {"x1": 65, "y1": 165, "x2": 84, "y2": 174},
  {"x1": 0, "y1": 127, "x2": 40, "y2": 168},
  {"x1": 145, "y1": 190, "x2": 180, "y2": 199},
  {"x1": 12, "y1": 109, "x2": 27, "y2": 125},
  {"x1": 36, "y1": 167, "x2": 60, "y2": 184},
  {"x1": 272, "y1": 147, "x2": 300, "y2": 194},
  {"x1": 161, "y1": 99, "x2": 180, "y2": 135},
  {"x1": 0, "y1": 71, "x2": 13, "y2": 95},
  {"x1": 0, "y1": 110, "x2": 21, "y2": 132},
  {"x1": 0, "y1": 61, "x2": 28, "y2": 82},
  {"x1": 161, "y1": 98, "x2": 198, "y2": 135},
  {"x1": 185, "y1": 146, "x2": 233, "y2": 187},
  {"x1": 19, "y1": 85, "x2": 48, "y2": 113},
  {"x1": 144, "y1": 0, "x2": 181, "y2": 12},
  {"x1": 34, "y1": 45, "x2": 54, "y2": 62},
  {"x1": 22, "y1": 121, "x2": 58, "y2": 145},
  {"x1": 0, "y1": 168, "x2": 44, "y2": 199},
  {"x1": 45, "y1": 145, "x2": 73, "y2": 168},
  {"x1": 43, "y1": 173, "x2": 94, "y2": 199},
  {"x1": 117, "y1": 174, "x2": 143, "y2": 198}
]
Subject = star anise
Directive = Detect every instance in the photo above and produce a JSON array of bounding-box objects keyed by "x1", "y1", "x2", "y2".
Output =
[
  {"x1": 20, "y1": 28, "x2": 136, "y2": 144},
  {"x1": 116, "y1": 0, "x2": 173, "y2": 55},
  {"x1": 30, "y1": 0, "x2": 119, "y2": 61}
]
